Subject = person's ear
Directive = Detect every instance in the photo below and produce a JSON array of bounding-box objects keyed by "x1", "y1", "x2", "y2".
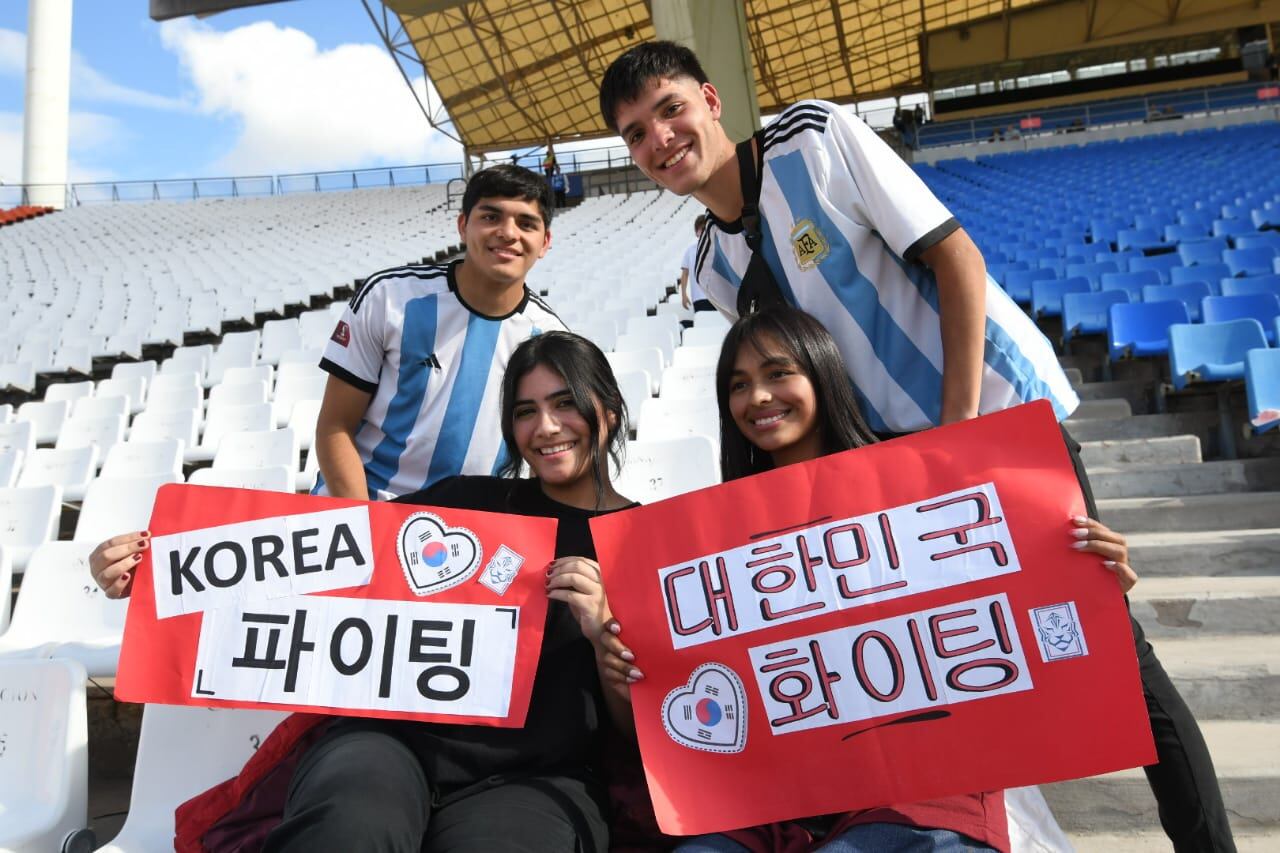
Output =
[
  {"x1": 702, "y1": 82, "x2": 723, "y2": 121},
  {"x1": 456, "y1": 211, "x2": 467, "y2": 239}
]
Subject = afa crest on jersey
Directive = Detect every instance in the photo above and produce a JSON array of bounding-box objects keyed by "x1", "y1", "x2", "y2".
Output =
[{"x1": 790, "y1": 219, "x2": 830, "y2": 270}]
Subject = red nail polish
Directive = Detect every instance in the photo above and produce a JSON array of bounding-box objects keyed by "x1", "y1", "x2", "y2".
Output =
[{"x1": 133, "y1": 553, "x2": 143, "y2": 562}]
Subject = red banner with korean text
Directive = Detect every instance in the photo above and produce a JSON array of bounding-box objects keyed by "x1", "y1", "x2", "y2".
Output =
[
  {"x1": 116, "y1": 485, "x2": 555, "y2": 727},
  {"x1": 591, "y1": 401, "x2": 1155, "y2": 835}
]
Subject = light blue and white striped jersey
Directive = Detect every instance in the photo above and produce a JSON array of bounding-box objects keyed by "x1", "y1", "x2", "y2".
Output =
[
  {"x1": 694, "y1": 100, "x2": 1078, "y2": 434},
  {"x1": 317, "y1": 260, "x2": 565, "y2": 498}
]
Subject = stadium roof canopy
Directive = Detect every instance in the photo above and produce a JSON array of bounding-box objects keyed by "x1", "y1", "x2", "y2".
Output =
[{"x1": 371, "y1": 0, "x2": 1062, "y2": 153}]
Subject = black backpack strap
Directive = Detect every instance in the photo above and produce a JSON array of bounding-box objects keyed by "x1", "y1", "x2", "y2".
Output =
[{"x1": 734, "y1": 130, "x2": 787, "y2": 317}]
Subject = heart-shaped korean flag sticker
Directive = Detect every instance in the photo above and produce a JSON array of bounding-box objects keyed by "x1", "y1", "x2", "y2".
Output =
[
  {"x1": 397, "y1": 512, "x2": 482, "y2": 597},
  {"x1": 662, "y1": 662, "x2": 747, "y2": 754}
]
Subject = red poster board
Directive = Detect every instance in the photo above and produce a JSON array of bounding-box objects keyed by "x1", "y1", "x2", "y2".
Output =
[
  {"x1": 591, "y1": 401, "x2": 1155, "y2": 835},
  {"x1": 1020, "y1": 116, "x2": 1042, "y2": 130},
  {"x1": 117, "y1": 484, "x2": 555, "y2": 727}
]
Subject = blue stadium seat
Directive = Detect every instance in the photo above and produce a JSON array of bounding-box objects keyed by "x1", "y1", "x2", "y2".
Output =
[
  {"x1": 1090, "y1": 217, "x2": 1126, "y2": 247},
  {"x1": 1221, "y1": 275, "x2": 1280, "y2": 300},
  {"x1": 1235, "y1": 232, "x2": 1280, "y2": 253},
  {"x1": 1100, "y1": 269, "x2": 1160, "y2": 301},
  {"x1": 1201, "y1": 294, "x2": 1280, "y2": 344},
  {"x1": 1032, "y1": 277, "x2": 1091, "y2": 318},
  {"x1": 1004, "y1": 268, "x2": 1055, "y2": 304},
  {"x1": 1170, "y1": 262, "x2": 1229, "y2": 294},
  {"x1": 1109, "y1": 300, "x2": 1190, "y2": 361},
  {"x1": 1213, "y1": 218, "x2": 1258, "y2": 241},
  {"x1": 1063, "y1": 290, "x2": 1128, "y2": 341},
  {"x1": 1168, "y1": 319, "x2": 1268, "y2": 390},
  {"x1": 1164, "y1": 223, "x2": 1210, "y2": 243},
  {"x1": 1128, "y1": 253, "x2": 1184, "y2": 283},
  {"x1": 1179, "y1": 209, "x2": 1216, "y2": 228},
  {"x1": 1245, "y1": 348, "x2": 1280, "y2": 433},
  {"x1": 1116, "y1": 228, "x2": 1164, "y2": 252},
  {"x1": 1224, "y1": 247, "x2": 1279, "y2": 278},
  {"x1": 1176, "y1": 237, "x2": 1229, "y2": 267},
  {"x1": 1144, "y1": 282, "x2": 1212, "y2": 322},
  {"x1": 1251, "y1": 207, "x2": 1280, "y2": 231},
  {"x1": 1065, "y1": 260, "x2": 1120, "y2": 289}
]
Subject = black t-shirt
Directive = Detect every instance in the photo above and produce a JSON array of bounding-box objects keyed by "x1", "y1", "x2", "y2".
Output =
[{"x1": 340, "y1": 475, "x2": 635, "y2": 792}]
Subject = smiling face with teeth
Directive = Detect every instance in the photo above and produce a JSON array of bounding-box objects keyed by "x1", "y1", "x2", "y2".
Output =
[
  {"x1": 511, "y1": 362, "x2": 614, "y2": 506},
  {"x1": 726, "y1": 331, "x2": 823, "y2": 469}
]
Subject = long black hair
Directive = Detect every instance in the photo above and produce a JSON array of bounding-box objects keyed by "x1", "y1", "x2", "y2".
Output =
[
  {"x1": 716, "y1": 306, "x2": 877, "y2": 481},
  {"x1": 498, "y1": 331, "x2": 628, "y2": 504}
]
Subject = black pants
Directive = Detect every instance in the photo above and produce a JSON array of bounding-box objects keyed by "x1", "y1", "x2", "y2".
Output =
[
  {"x1": 692, "y1": 299, "x2": 715, "y2": 312},
  {"x1": 1060, "y1": 427, "x2": 1235, "y2": 852},
  {"x1": 263, "y1": 727, "x2": 609, "y2": 853}
]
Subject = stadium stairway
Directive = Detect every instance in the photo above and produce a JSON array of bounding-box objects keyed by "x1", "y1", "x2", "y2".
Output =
[{"x1": 1039, "y1": 330, "x2": 1280, "y2": 851}]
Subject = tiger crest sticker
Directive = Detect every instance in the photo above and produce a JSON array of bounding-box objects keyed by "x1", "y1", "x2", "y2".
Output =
[{"x1": 790, "y1": 219, "x2": 830, "y2": 270}]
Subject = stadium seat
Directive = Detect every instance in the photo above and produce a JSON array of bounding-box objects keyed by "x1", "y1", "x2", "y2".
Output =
[
  {"x1": 670, "y1": 345, "x2": 721, "y2": 369},
  {"x1": 616, "y1": 329, "x2": 675, "y2": 367},
  {"x1": 1176, "y1": 238, "x2": 1229, "y2": 267},
  {"x1": 0, "y1": 547, "x2": 10, "y2": 632},
  {"x1": 1003, "y1": 268, "x2": 1054, "y2": 304},
  {"x1": 694, "y1": 312, "x2": 731, "y2": 330},
  {"x1": 612, "y1": 370, "x2": 652, "y2": 433},
  {"x1": 17, "y1": 446, "x2": 98, "y2": 502},
  {"x1": 616, "y1": 435, "x2": 719, "y2": 503},
  {"x1": 1212, "y1": 218, "x2": 1257, "y2": 241},
  {"x1": 187, "y1": 403, "x2": 274, "y2": 463},
  {"x1": 1064, "y1": 261, "x2": 1120, "y2": 289},
  {"x1": 100, "y1": 438, "x2": 184, "y2": 479},
  {"x1": 17, "y1": 399, "x2": 70, "y2": 445},
  {"x1": 1100, "y1": 270, "x2": 1159, "y2": 302},
  {"x1": 1032, "y1": 278, "x2": 1091, "y2": 318},
  {"x1": 55, "y1": 413, "x2": 126, "y2": 460},
  {"x1": 149, "y1": 370, "x2": 202, "y2": 395},
  {"x1": 1127, "y1": 253, "x2": 1183, "y2": 284},
  {"x1": 130, "y1": 408, "x2": 201, "y2": 449},
  {"x1": 0, "y1": 420, "x2": 35, "y2": 458},
  {"x1": 1163, "y1": 223, "x2": 1210, "y2": 243},
  {"x1": 0, "y1": 449, "x2": 21, "y2": 489},
  {"x1": 1201, "y1": 294, "x2": 1280, "y2": 344},
  {"x1": 1144, "y1": 282, "x2": 1212, "y2": 322},
  {"x1": 1116, "y1": 228, "x2": 1163, "y2": 252},
  {"x1": 285, "y1": 399, "x2": 323, "y2": 453},
  {"x1": 0, "y1": 541, "x2": 125, "y2": 676},
  {"x1": 681, "y1": 324, "x2": 728, "y2": 349},
  {"x1": 206, "y1": 379, "x2": 270, "y2": 416},
  {"x1": 213, "y1": 428, "x2": 299, "y2": 474},
  {"x1": 607, "y1": 349, "x2": 664, "y2": 395},
  {"x1": 658, "y1": 365, "x2": 716, "y2": 400},
  {"x1": 206, "y1": 334, "x2": 261, "y2": 387},
  {"x1": 0, "y1": 361, "x2": 36, "y2": 393},
  {"x1": 73, "y1": 473, "x2": 182, "y2": 544},
  {"x1": 0, "y1": 659, "x2": 89, "y2": 853},
  {"x1": 1063, "y1": 290, "x2": 1129, "y2": 341},
  {"x1": 272, "y1": 365, "x2": 327, "y2": 427},
  {"x1": 1221, "y1": 275, "x2": 1280, "y2": 300},
  {"x1": 1245, "y1": 348, "x2": 1280, "y2": 433},
  {"x1": 297, "y1": 445, "x2": 320, "y2": 493},
  {"x1": 1170, "y1": 261, "x2": 1229, "y2": 293},
  {"x1": 143, "y1": 384, "x2": 203, "y2": 416},
  {"x1": 1224, "y1": 247, "x2": 1279, "y2": 278},
  {"x1": 261, "y1": 318, "x2": 304, "y2": 365},
  {"x1": 0, "y1": 403, "x2": 10, "y2": 423},
  {"x1": 299, "y1": 311, "x2": 339, "y2": 349},
  {"x1": 1109, "y1": 300, "x2": 1190, "y2": 361},
  {"x1": 44, "y1": 381, "x2": 95, "y2": 406},
  {"x1": 0, "y1": 485, "x2": 59, "y2": 572},
  {"x1": 221, "y1": 364, "x2": 274, "y2": 388},
  {"x1": 1235, "y1": 232, "x2": 1280, "y2": 252},
  {"x1": 162, "y1": 346, "x2": 211, "y2": 382},
  {"x1": 1168, "y1": 319, "x2": 1269, "y2": 390},
  {"x1": 95, "y1": 705, "x2": 288, "y2": 853},
  {"x1": 637, "y1": 397, "x2": 719, "y2": 443},
  {"x1": 111, "y1": 360, "x2": 157, "y2": 386},
  {"x1": 188, "y1": 464, "x2": 295, "y2": 493},
  {"x1": 1252, "y1": 207, "x2": 1280, "y2": 231},
  {"x1": 97, "y1": 375, "x2": 147, "y2": 414},
  {"x1": 575, "y1": 318, "x2": 618, "y2": 352}
]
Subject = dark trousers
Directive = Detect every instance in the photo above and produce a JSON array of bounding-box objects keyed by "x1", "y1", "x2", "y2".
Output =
[
  {"x1": 263, "y1": 727, "x2": 608, "y2": 853},
  {"x1": 1060, "y1": 427, "x2": 1236, "y2": 852}
]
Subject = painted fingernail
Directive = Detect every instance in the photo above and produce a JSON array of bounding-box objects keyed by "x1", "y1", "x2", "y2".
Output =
[
  {"x1": 142, "y1": 530, "x2": 151, "y2": 538},
  {"x1": 1071, "y1": 541, "x2": 1088, "y2": 550},
  {"x1": 545, "y1": 568, "x2": 553, "y2": 576},
  {"x1": 133, "y1": 552, "x2": 143, "y2": 562},
  {"x1": 620, "y1": 650, "x2": 635, "y2": 662},
  {"x1": 608, "y1": 622, "x2": 621, "y2": 635},
  {"x1": 121, "y1": 573, "x2": 130, "y2": 584},
  {"x1": 628, "y1": 669, "x2": 644, "y2": 680},
  {"x1": 1072, "y1": 528, "x2": 1089, "y2": 538},
  {"x1": 1103, "y1": 560, "x2": 1117, "y2": 567},
  {"x1": 1072, "y1": 516, "x2": 1088, "y2": 524}
]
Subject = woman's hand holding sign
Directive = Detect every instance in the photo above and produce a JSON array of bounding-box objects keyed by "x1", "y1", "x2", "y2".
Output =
[
  {"x1": 89, "y1": 530, "x2": 149, "y2": 599},
  {"x1": 1071, "y1": 517, "x2": 1137, "y2": 593},
  {"x1": 546, "y1": 557, "x2": 612, "y2": 640}
]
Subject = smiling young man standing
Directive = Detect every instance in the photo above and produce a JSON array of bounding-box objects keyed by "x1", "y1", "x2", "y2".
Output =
[
  {"x1": 599, "y1": 41, "x2": 1234, "y2": 853},
  {"x1": 315, "y1": 164, "x2": 565, "y2": 500}
]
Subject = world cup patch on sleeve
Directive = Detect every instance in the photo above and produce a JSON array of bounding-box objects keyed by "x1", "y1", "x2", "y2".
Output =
[{"x1": 331, "y1": 321, "x2": 351, "y2": 347}]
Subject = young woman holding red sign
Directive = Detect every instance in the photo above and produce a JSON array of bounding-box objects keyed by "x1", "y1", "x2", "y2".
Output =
[
  {"x1": 89, "y1": 331, "x2": 639, "y2": 853},
  {"x1": 599, "y1": 305, "x2": 1135, "y2": 853}
]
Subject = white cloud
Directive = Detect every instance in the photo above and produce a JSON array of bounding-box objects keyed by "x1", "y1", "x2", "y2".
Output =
[
  {"x1": 159, "y1": 18, "x2": 462, "y2": 175},
  {"x1": 0, "y1": 109, "x2": 119, "y2": 186},
  {"x1": 0, "y1": 28, "x2": 23, "y2": 78}
]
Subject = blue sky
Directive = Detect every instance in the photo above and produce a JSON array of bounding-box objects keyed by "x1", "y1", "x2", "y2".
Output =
[{"x1": 0, "y1": 0, "x2": 465, "y2": 183}]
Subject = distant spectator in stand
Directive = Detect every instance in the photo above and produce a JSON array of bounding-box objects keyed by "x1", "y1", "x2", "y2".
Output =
[
  {"x1": 678, "y1": 214, "x2": 713, "y2": 314},
  {"x1": 543, "y1": 144, "x2": 558, "y2": 178},
  {"x1": 551, "y1": 168, "x2": 567, "y2": 208}
]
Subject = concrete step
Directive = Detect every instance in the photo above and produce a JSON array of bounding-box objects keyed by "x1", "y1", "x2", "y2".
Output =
[
  {"x1": 1081, "y1": 435, "x2": 1201, "y2": 468},
  {"x1": 1127, "y1": 529, "x2": 1280, "y2": 577},
  {"x1": 1072, "y1": 399, "x2": 1133, "y2": 420},
  {"x1": 1042, "y1": 721, "x2": 1280, "y2": 834},
  {"x1": 1153, "y1": 635, "x2": 1280, "y2": 720},
  {"x1": 1064, "y1": 367, "x2": 1084, "y2": 386},
  {"x1": 1074, "y1": 379, "x2": 1157, "y2": 415},
  {"x1": 1065, "y1": 830, "x2": 1280, "y2": 852},
  {"x1": 1097, "y1": 492, "x2": 1280, "y2": 533},
  {"x1": 1130, "y1": 576, "x2": 1280, "y2": 638},
  {"x1": 1087, "y1": 458, "x2": 1280, "y2": 499},
  {"x1": 1065, "y1": 411, "x2": 1215, "y2": 447}
]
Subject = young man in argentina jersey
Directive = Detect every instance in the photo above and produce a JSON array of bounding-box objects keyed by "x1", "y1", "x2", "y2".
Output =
[
  {"x1": 599, "y1": 42, "x2": 1234, "y2": 853},
  {"x1": 315, "y1": 165, "x2": 565, "y2": 500}
]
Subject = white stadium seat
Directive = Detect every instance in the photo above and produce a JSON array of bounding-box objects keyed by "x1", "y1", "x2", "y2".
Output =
[
  {"x1": 658, "y1": 364, "x2": 716, "y2": 400},
  {"x1": 100, "y1": 438, "x2": 184, "y2": 480},
  {"x1": 606, "y1": 348, "x2": 664, "y2": 395},
  {"x1": 95, "y1": 706, "x2": 288, "y2": 853},
  {"x1": 0, "y1": 485, "x2": 61, "y2": 572},
  {"x1": 17, "y1": 446, "x2": 99, "y2": 502},
  {"x1": 189, "y1": 464, "x2": 295, "y2": 493},
  {"x1": 0, "y1": 541, "x2": 124, "y2": 676},
  {"x1": 0, "y1": 449, "x2": 22, "y2": 489},
  {"x1": 96, "y1": 375, "x2": 147, "y2": 414},
  {"x1": 44, "y1": 381, "x2": 95, "y2": 406},
  {"x1": 55, "y1": 413, "x2": 127, "y2": 461},
  {"x1": 17, "y1": 398, "x2": 70, "y2": 444},
  {"x1": 0, "y1": 659, "x2": 89, "y2": 853},
  {"x1": 0, "y1": 421, "x2": 35, "y2": 458},
  {"x1": 615, "y1": 435, "x2": 720, "y2": 503},
  {"x1": 73, "y1": 473, "x2": 182, "y2": 544},
  {"x1": 681, "y1": 324, "x2": 728, "y2": 348},
  {"x1": 129, "y1": 407, "x2": 200, "y2": 449},
  {"x1": 637, "y1": 397, "x2": 720, "y2": 443},
  {"x1": 188, "y1": 403, "x2": 274, "y2": 463}
]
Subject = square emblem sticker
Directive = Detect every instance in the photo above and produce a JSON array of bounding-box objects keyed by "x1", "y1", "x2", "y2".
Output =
[
  {"x1": 478, "y1": 545, "x2": 525, "y2": 596},
  {"x1": 1030, "y1": 601, "x2": 1089, "y2": 662}
]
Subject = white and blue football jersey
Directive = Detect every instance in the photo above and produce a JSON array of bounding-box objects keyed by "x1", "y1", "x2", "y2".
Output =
[
  {"x1": 318, "y1": 260, "x2": 565, "y2": 498},
  {"x1": 694, "y1": 100, "x2": 1078, "y2": 434}
]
